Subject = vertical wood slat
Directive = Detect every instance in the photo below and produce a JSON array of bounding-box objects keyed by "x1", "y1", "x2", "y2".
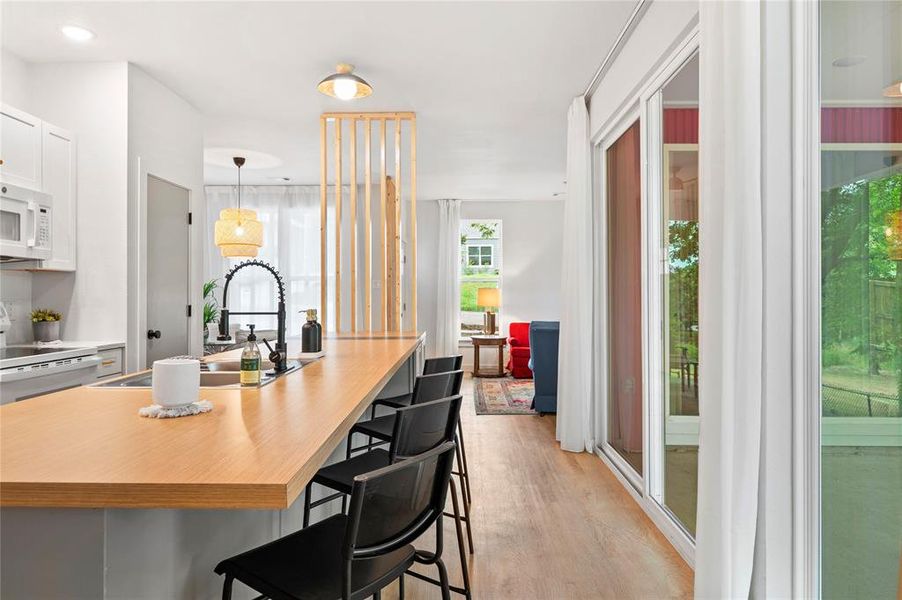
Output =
[
  {"x1": 334, "y1": 118, "x2": 342, "y2": 332},
  {"x1": 379, "y1": 119, "x2": 387, "y2": 332},
  {"x1": 349, "y1": 119, "x2": 357, "y2": 332},
  {"x1": 409, "y1": 117, "x2": 417, "y2": 332},
  {"x1": 320, "y1": 113, "x2": 415, "y2": 335},
  {"x1": 364, "y1": 119, "x2": 372, "y2": 331},
  {"x1": 319, "y1": 117, "x2": 327, "y2": 332},
  {"x1": 394, "y1": 117, "x2": 402, "y2": 331}
]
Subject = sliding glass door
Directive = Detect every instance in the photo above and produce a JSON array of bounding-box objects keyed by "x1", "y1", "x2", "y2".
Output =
[
  {"x1": 819, "y1": 2, "x2": 901, "y2": 597},
  {"x1": 657, "y1": 54, "x2": 700, "y2": 537},
  {"x1": 605, "y1": 120, "x2": 645, "y2": 478}
]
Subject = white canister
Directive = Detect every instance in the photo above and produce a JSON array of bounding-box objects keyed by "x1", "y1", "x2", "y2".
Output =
[{"x1": 152, "y1": 358, "x2": 200, "y2": 407}]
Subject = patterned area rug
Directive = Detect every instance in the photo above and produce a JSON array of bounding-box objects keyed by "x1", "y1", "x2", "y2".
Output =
[{"x1": 474, "y1": 377, "x2": 536, "y2": 415}]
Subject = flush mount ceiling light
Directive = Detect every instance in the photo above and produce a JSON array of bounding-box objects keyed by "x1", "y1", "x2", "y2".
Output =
[
  {"x1": 883, "y1": 80, "x2": 902, "y2": 98},
  {"x1": 214, "y1": 157, "x2": 263, "y2": 258},
  {"x1": 317, "y1": 63, "x2": 373, "y2": 100},
  {"x1": 60, "y1": 25, "x2": 95, "y2": 42}
]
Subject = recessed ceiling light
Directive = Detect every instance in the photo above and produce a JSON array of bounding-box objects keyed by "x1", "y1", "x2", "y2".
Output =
[
  {"x1": 832, "y1": 55, "x2": 867, "y2": 67},
  {"x1": 60, "y1": 25, "x2": 95, "y2": 42}
]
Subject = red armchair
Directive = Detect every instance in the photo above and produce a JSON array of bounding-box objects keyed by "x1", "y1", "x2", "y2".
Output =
[{"x1": 507, "y1": 322, "x2": 533, "y2": 379}]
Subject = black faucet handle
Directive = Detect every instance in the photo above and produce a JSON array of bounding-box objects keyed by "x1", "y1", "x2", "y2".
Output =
[{"x1": 260, "y1": 338, "x2": 283, "y2": 367}]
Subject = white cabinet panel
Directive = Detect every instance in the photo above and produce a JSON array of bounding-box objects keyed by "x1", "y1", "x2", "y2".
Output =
[
  {"x1": 38, "y1": 124, "x2": 77, "y2": 271},
  {"x1": 0, "y1": 105, "x2": 42, "y2": 190}
]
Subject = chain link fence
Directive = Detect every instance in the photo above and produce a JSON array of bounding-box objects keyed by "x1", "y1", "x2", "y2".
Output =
[{"x1": 822, "y1": 384, "x2": 901, "y2": 417}]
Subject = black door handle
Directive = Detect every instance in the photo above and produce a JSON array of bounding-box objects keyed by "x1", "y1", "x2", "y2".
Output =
[{"x1": 147, "y1": 329, "x2": 162, "y2": 339}]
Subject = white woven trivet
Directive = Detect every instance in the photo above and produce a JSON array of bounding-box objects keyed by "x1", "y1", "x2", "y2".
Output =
[{"x1": 138, "y1": 400, "x2": 213, "y2": 419}]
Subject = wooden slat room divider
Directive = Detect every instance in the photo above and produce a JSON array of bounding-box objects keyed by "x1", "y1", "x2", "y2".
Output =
[{"x1": 320, "y1": 112, "x2": 417, "y2": 333}]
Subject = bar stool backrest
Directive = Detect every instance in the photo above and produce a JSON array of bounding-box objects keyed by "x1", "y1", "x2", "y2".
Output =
[
  {"x1": 422, "y1": 355, "x2": 463, "y2": 375},
  {"x1": 411, "y1": 370, "x2": 463, "y2": 405},
  {"x1": 390, "y1": 395, "x2": 462, "y2": 461},
  {"x1": 343, "y1": 442, "x2": 455, "y2": 567}
]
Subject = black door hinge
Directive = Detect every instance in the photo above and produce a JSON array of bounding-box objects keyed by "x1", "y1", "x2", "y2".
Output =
[
  {"x1": 188, "y1": 212, "x2": 193, "y2": 225},
  {"x1": 186, "y1": 304, "x2": 192, "y2": 318}
]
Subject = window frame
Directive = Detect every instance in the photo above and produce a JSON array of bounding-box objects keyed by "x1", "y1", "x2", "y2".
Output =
[
  {"x1": 458, "y1": 219, "x2": 503, "y2": 341},
  {"x1": 591, "y1": 27, "x2": 700, "y2": 567}
]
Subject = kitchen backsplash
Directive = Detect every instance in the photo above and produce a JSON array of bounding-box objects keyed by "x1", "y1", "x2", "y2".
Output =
[{"x1": 0, "y1": 271, "x2": 34, "y2": 344}]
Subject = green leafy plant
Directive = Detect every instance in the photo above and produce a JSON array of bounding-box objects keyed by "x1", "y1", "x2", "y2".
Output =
[
  {"x1": 31, "y1": 308, "x2": 62, "y2": 322},
  {"x1": 203, "y1": 279, "x2": 219, "y2": 328}
]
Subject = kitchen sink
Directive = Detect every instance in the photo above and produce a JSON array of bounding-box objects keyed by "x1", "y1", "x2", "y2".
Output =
[{"x1": 93, "y1": 359, "x2": 306, "y2": 389}]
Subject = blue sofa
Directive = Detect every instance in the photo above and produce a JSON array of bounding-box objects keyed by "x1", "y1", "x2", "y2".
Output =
[{"x1": 528, "y1": 321, "x2": 560, "y2": 414}]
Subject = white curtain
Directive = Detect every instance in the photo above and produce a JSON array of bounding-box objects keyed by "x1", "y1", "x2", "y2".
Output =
[
  {"x1": 556, "y1": 96, "x2": 594, "y2": 453},
  {"x1": 695, "y1": 2, "x2": 765, "y2": 597},
  {"x1": 434, "y1": 199, "x2": 461, "y2": 356},
  {"x1": 205, "y1": 186, "x2": 323, "y2": 337}
]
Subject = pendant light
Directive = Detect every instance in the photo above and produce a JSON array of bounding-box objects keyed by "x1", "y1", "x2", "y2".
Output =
[
  {"x1": 317, "y1": 63, "x2": 373, "y2": 100},
  {"x1": 214, "y1": 156, "x2": 263, "y2": 258}
]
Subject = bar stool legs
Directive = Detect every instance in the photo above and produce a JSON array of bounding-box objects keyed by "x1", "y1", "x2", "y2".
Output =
[
  {"x1": 456, "y1": 421, "x2": 473, "y2": 506},
  {"x1": 448, "y1": 478, "x2": 473, "y2": 599}
]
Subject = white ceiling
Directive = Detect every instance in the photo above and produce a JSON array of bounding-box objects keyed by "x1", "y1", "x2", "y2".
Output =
[{"x1": 2, "y1": 1, "x2": 638, "y2": 200}]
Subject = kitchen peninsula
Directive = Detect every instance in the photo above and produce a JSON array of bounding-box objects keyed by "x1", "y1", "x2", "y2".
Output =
[{"x1": 0, "y1": 333, "x2": 424, "y2": 599}]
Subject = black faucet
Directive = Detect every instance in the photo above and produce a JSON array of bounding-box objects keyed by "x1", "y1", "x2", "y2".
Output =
[{"x1": 217, "y1": 260, "x2": 288, "y2": 373}]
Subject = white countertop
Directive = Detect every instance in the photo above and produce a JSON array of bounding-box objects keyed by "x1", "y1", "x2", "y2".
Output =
[{"x1": 28, "y1": 340, "x2": 125, "y2": 352}]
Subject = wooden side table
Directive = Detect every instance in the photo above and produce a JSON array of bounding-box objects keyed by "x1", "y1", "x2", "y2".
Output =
[{"x1": 471, "y1": 335, "x2": 507, "y2": 377}]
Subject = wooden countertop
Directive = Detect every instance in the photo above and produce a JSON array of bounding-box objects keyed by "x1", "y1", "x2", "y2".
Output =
[{"x1": 0, "y1": 334, "x2": 423, "y2": 509}]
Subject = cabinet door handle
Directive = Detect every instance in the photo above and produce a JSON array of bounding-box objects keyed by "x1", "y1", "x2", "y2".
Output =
[{"x1": 147, "y1": 329, "x2": 162, "y2": 339}]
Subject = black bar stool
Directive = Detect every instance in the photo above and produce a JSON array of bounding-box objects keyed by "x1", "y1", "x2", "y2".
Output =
[
  {"x1": 348, "y1": 369, "x2": 474, "y2": 557},
  {"x1": 304, "y1": 396, "x2": 472, "y2": 599},
  {"x1": 369, "y1": 356, "x2": 474, "y2": 511},
  {"x1": 215, "y1": 442, "x2": 457, "y2": 600}
]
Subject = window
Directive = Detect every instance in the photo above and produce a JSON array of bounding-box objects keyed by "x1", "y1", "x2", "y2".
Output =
[
  {"x1": 460, "y1": 219, "x2": 502, "y2": 338},
  {"x1": 466, "y1": 244, "x2": 494, "y2": 267},
  {"x1": 819, "y1": 2, "x2": 901, "y2": 597}
]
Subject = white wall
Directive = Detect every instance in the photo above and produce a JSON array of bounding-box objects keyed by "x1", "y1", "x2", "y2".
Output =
[
  {"x1": 126, "y1": 64, "x2": 204, "y2": 370},
  {"x1": 417, "y1": 199, "x2": 564, "y2": 359},
  {"x1": 13, "y1": 62, "x2": 130, "y2": 344},
  {"x1": 589, "y1": 1, "x2": 698, "y2": 139},
  {"x1": 0, "y1": 49, "x2": 30, "y2": 108}
]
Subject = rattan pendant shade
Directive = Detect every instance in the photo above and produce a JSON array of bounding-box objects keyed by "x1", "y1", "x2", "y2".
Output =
[{"x1": 214, "y1": 157, "x2": 263, "y2": 258}]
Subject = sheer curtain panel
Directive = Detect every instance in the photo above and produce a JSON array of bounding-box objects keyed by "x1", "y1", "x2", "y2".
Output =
[
  {"x1": 556, "y1": 96, "x2": 594, "y2": 453},
  {"x1": 694, "y1": 2, "x2": 765, "y2": 597},
  {"x1": 434, "y1": 199, "x2": 461, "y2": 357}
]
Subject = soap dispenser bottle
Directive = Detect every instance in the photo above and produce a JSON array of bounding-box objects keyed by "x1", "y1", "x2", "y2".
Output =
[
  {"x1": 240, "y1": 324, "x2": 262, "y2": 386},
  {"x1": 301, "y1": 309, "x2": 322, "y2": 353}
]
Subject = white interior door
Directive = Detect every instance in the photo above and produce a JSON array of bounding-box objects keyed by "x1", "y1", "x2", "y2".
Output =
[{"x1": 146, "y1": 175, "x2": 189, "y2": 364}]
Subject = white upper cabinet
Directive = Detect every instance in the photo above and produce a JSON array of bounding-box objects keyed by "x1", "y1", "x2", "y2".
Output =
[
  {"x1": 0, "y1": 105, "x2": 43, "y2": 191},
  {"x1": 0, "y1": 104, "x2": 78, "y2": 271},
  {"x1": 39, "y1": 124, "x2": 77, "y2": 271}
]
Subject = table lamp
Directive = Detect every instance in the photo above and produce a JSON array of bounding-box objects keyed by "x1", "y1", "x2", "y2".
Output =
[{"x1": 477, "y1": 288, "x2": 501, "y2": 335}]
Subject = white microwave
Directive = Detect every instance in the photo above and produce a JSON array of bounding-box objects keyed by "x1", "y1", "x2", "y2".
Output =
[{"x1": 0, "y1": 182, "x2": 52, "y2": 261}]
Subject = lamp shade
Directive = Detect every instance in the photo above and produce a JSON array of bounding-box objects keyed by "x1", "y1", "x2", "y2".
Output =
[
  {"x1": 477, "y1": 287, "x2": 500, "y2": 309},
  {"x1": 214, "y1": 208, "x2": 263, "y2": 258}
]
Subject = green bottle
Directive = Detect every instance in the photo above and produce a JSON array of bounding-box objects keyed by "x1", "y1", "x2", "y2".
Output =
[{"x1": 240, "y1": 324, "x2": 261, "y2": 386}]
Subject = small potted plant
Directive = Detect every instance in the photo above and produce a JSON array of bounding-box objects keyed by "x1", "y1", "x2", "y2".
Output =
[
  {"x1": 203, "y1": 279, "x2": 219, "y2": 343},
  {"x1": 32, "y1": 308, "x2": 62, "y2": 342}
]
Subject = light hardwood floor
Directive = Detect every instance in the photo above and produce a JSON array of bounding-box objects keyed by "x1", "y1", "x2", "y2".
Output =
[{"x1": 386, "y1": 375, "x2": 694, "y2": 599}]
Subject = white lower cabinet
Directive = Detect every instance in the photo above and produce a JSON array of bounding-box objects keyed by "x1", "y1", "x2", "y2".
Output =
[{"x1": 96, "y1": 347, "x2": 124, "y2": 379}]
